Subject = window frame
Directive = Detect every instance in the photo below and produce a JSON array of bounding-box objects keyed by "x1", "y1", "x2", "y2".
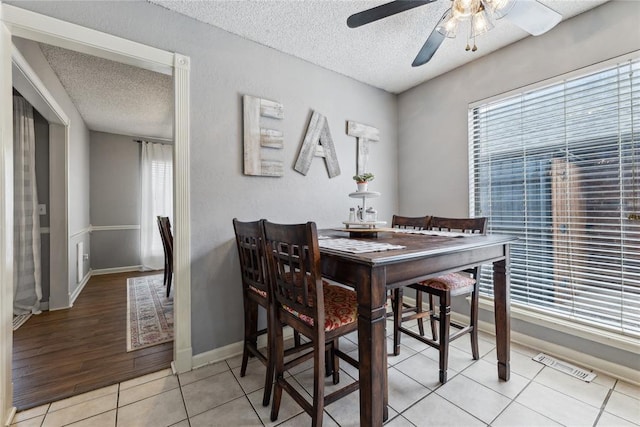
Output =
[{"x1": 468, "y1": 51, "x2": 640, "y2": 353}]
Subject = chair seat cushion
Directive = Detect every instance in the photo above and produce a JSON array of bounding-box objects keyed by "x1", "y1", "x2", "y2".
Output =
[
  {"x1": 285, "y1": 284, "x2": 357, "y2": 332},
  {"x1": 417, "y1": 272, "x2": 476, "y2": 291},
  {"x1": 248, "y1": 285, "x2": 267, "y2": 299}
]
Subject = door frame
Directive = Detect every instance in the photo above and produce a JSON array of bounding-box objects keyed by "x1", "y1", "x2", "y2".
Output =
[{"x1": 0, "y1": 4, "x2": 192, "y2": 424}]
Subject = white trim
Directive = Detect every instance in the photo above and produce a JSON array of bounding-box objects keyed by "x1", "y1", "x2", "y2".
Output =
[
  {"x1": 4, "y1": 407, "x2": 16, "y2": 427},
  {"x1": 405, "y1": 296, "x2": 640, "y2": 385},
  {"x1": 69, "y1": 270, "x2": 91, "y2": 305},
  {"x1": 509, "y1": 327, "x2": 640, "y2": 386},
  {"x1": 2, "y1": 5, "x2": 174, "y2": 75},
  {"x1": 0, "y1": 12, "x2": 16, "y2": 425},
  {"x1": 478, "y1": 297, "x2": 639, "y2": 354},
  {"x1": 172, "y1": 53, "x2": 192, "y2": 374},
  {"x1": 0, "y1": 4, "x2": 192, "y2": 416},
  {"x1": 69, "y1": 227, "x2": 90, "y2": 239},
  {"x1": 11, "y1": 44, "x2": 68, "y2": 125},
  {"x1": 469, "y1": 50, "x2": 640, "y2": 108},
  {"x1": 455, "y1": 312, "x2": 640, "y2": 386},
  {"x1": 90, "y1": 266, "x2": 143, "y2": 276},
  {"x1": 90, "y1": 225, "x2": 140, "y2": 232},
  {"x1": 192, "y1": 329, "x2": 294, "y2": 370},
  {"x1": 192, "y1": 341, "x2": 244, "y2": 370}
]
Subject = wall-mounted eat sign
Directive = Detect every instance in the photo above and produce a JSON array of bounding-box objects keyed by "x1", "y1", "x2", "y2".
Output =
[
  {"x1": 242, "y1": 94, "x2": 377, "y2": 178},
  {"x1": 294, "y1": 110, "x2": 341, "y2": 178},
  {"x1": 243, "y1": 94, "x2": 284, "y2": 177}
]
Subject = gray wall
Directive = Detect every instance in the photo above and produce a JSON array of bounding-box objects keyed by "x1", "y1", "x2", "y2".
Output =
[
  {"x1": 89, "y1": 131, "x2": 141, "y2": 270},
  {"x1": 397, "y1": 1, "x2": 640, "y2": 369},
  {"x1": 10, "y1": 1, "x2": 399, "y2": 355},
  {"x1": 33, "y1": 107, "x2": 50, "y2": 303}
]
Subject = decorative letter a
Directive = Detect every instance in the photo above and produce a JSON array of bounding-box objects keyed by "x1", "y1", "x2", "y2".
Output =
[{"x1": 294, "y1": 111, "x2": 341, "y2": 178}]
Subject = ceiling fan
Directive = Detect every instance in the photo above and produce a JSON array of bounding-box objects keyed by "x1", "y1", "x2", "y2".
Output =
[{"x1": 347, "y1": 0, "x2": 562, "y2": 67}]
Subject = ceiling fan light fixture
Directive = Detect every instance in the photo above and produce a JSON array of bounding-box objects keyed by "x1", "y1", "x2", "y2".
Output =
[
  {"x1": 436, "y1": 13, "x2": 460, "y2": 38},
  {"x1": 452, "y1": 0, "x2": 481, "y2": 19},
  {"x1": 483, "y1": 0, "x2": 516, "y2": 19},
  {"x1": 471, "y1": 7, "x2": 494, "y2": 37}
]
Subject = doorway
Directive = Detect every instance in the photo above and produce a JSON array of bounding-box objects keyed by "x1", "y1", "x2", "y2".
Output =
[{"x1": 0, "y1": 4, "x2": 192, "y2": 423}]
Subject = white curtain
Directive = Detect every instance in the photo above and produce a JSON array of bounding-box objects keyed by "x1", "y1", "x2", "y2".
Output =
[
  {"x1": 140, "y1": 141, "x2": 173, "y2": 270},
  {"x1": 13, "y1": 96, "x2": 42, "y2": 315}
]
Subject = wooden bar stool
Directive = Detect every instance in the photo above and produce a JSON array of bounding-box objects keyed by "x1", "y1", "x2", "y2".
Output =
[
  {"x1": 232, "y1": 218, "x2": 308, "y2": 407},
  {"x1": 392, "y1": 216, "x2": 487, "y2": 384},
  {"x1": 263, "y1": 220, "x2": 359, "y2": 427}
]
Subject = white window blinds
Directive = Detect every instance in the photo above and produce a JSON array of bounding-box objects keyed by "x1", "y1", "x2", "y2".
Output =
[{"x1": 469, "y1": 58, "x2": 640, "y2": 338}]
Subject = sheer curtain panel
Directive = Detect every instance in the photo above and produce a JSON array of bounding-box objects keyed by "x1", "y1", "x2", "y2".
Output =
[
  {"x1": 140, "y1": 141, "x2": 173, "y2": 270},
  {"x1": 13, "y1": 96, "x2": 42, "y2": 315}
]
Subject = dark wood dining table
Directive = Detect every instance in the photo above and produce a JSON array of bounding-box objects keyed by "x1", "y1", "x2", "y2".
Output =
[{"x1": 319, "y1": 228, "x2": 516, "y2": 426}]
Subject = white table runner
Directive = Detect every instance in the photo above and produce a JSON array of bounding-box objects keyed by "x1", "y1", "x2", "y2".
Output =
[{"x1": 318, "y1": 238, "x2": 406, "y2": 254}]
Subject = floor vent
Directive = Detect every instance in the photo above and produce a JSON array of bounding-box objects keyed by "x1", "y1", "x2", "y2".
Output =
[{"x1": 533, "y1": 353, "x2": 597, "y2": 382}]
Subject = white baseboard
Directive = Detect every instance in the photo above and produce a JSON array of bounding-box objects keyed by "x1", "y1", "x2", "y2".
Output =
[
  {"x1": 448, "y1": 311, "x2": 640, "y2": 386},
  {"x1": 69, "y1": 271, "x2": 91, "y2": 306},
  {"x1": 91, "y1": 266, "x2": 143, "y2": 276},
  {"x1": 402, "y1": 296, "x2": 639, "y2": 386},
  {"x1": 191, "y1": 328, "x2": 295, "y2": 371},
  {"x1": 4, "y1": 406, "x2": 16, "y2": 427}
]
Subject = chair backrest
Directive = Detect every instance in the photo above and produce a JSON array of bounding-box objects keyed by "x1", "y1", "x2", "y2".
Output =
[
  {"x1": 431, "y1": 217, "x2": 487, "y2": 278},
  {"x1": 262, "y1": 221, "x2": 324, "y2": 331},
  {"x1": 429, "y1": 217, "x2": 487, "y2": 235},
  {"x1": 392, "y1": 215, "x2": 431, "y2": 230},
  {"x1": 157, "y1": 216, "x2": 173, "y2": 259},
  {"x1": 232, "y1": 218, "x2": 269, "y2": 298}
]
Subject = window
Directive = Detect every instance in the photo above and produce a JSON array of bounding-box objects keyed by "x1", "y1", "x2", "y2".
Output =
[{"x1": 469, "y1": 58, "x2": 640, "y2": 339}]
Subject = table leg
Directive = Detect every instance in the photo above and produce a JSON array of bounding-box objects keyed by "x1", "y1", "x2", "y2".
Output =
[
  {"x1": 493, "y1": 253, "x2": 511, "y2": 381},
  {"x1": 357, "y1": 267, "x2": 387, "y2": 427}
]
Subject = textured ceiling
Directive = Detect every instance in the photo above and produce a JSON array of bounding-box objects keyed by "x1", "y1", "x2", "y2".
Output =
[
  {"x1": 31, "y1": 1, "x2": 608, "y2": 139},
  {"x1": 38, "y1": 43, "x2": 173, "y2": 140},
  {"x1": 150, "y1": 0, "x2": 609, "y2": 94}
]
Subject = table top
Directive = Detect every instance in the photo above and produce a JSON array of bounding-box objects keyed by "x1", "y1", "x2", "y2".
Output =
[{"x1": 318, "y1": 228, "x2": 517, "y2": 266}]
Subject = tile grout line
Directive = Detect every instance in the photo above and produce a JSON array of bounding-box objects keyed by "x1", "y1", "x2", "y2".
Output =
[
  {"x1": 115, "y1": 383, "x2": 120, "y2": 427},
  {"x1": 226, "y1": 358, "x2": 270, "y2": 426},
  {"x1": 484, "y1": 365, "x2": 541, "y2": 426},
  {"x1": 592, "y1": 379, "x2": 617, "y2": 427},
  {"x1": 175, "y1": 368, "x2": 191, "y2": 427}
]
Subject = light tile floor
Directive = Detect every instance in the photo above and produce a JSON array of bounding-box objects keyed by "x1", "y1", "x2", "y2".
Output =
[{"x1": 11, "y1": 321, "x2": 640, "y2": 426}]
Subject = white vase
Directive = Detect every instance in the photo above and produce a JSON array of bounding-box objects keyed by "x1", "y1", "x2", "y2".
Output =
[{"x1": 357, "y1": 182, "x2": 368, "y2": 192}]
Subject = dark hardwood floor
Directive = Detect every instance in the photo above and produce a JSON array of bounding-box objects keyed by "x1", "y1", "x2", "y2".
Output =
[{"x1": 12, "y1": 271, "x2": 173, "y2": 410}]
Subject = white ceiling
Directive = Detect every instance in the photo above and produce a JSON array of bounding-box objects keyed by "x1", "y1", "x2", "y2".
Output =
[
  {"x1": 27, "y1": 0, "x2": 609, "y2": 140},
  {"x1": 150, "y1": 0, "x2": 609, "y2": 94}
]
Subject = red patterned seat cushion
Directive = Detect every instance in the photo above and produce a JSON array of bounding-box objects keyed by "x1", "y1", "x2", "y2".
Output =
[
  {"x1": 284, "y1": 283, "x2": 357, "y2": 332},
  {"x1": 418, "y1": 272, "x2": 476, "y2": 291},
  {"x1": 248, "y1": 285, "x2": 267, "y2": 299}
]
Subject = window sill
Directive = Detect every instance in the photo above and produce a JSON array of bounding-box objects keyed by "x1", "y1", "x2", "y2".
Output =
[{"x1": 478, "y1": 297, "x2": 639, "y2": 354}]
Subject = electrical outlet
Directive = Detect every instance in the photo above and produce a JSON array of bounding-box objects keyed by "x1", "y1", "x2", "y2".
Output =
[{"x1": 38, "y1": 204, "x2": 46, "y2": 215}]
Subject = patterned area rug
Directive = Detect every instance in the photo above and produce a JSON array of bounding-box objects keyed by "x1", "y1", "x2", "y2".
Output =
[{"x1": 126, "y1": 274, "x2": 173, "y2": 352}]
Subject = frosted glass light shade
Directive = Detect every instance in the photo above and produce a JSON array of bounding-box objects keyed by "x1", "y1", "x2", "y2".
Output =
[
  {"x1": 471, "y1": 8, "x2": 494, "y2": 37},
  {"x1": 452, "y1": 0, "x2": 481, "y2": 19},
  {"x1": 483, "y1": 0, "x2": 515, "y2": 19},
  {"x1": 436, "y1": 14, "x2": 460, "y2": 38}
]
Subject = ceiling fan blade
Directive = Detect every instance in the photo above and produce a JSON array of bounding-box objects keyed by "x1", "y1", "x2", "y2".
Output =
[
  {"x1": 347, "y1": 0, "x2": 437, "y2": 28},
  {"x1": 504, "y1": 0, "x2": 562, "y2": 36},
  {"x1": 411, "y1": 10, "x2": 448, "y2": 67}
]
